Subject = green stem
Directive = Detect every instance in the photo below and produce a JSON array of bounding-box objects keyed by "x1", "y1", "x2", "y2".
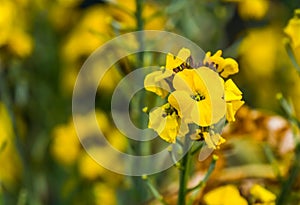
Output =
[{"x1": 177, "y1": 138, "x2": 192, "y2": 205}]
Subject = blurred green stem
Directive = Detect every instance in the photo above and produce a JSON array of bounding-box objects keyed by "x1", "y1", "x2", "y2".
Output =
[
  {"x1": 277, "y1": 144, "x2": 300, "y2": 205},
  {"x1": 177, "y1": 138, "x2": 192, "y2": 205},
  {"x1": 276, "y1": 94, "x2": 300, "y2": 205},
  {"x1": 142, "y1": 175, "x2": 169, "y2": 205},
  {"x1": 186, "y1": 155, "x2": 217, "y2": 193},
  {"x1": 136, "y1": 0, "x2": 144, "y2": 67},
  {"x1": 0, "y1": 68, "x2": 30, "y2": 204},
  {"x1": 128, "y1": 0, "x2": 150, "y2": 204},
  {"x1": 263, "y1": 144, "x2": 282, "y2": 182}
]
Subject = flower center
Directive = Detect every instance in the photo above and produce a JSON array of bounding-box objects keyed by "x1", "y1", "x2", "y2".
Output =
[
  {"x1": 191, "y1": 92, "x2": 205, "y2": 101},
  {"x1": 162, "y1": 103, "x2": 177, "y2": 117}
]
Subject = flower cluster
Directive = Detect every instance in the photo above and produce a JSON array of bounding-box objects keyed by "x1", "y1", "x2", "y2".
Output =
[{"x1": 144, "y1": 48, "x2": 244, "y2": 148}]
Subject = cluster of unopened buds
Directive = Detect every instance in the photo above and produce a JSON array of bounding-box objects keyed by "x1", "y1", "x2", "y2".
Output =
[{"x1": 144, "y1": 48, "x2": 244, "y2": 149}]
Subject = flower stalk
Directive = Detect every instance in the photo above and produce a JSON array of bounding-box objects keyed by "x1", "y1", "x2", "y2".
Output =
[{"x1": 177, "y1": 137, "x2": 192, "y2": 205}]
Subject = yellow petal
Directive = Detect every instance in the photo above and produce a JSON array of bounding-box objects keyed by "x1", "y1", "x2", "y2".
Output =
[
  {"x1": 225, "y1": 79, "x2": 243, "y2": 101},
  {"x1": 192, "y1": 99, "x2": 212, "y2": 126},
  {"x1": 194, "y1": 68, "x2": 226, "y2": 125},
  {"x1": 144, "y1": 70, "x2": 172, "y2": 98},
  {"x1": 226, "y1": 100, "x2": 244, "y2": 122},
  {"x1": 220, "y1": 58, "x2": 239, "y2": 78},
  {"x1": 166, "y1": 48, "x2": 191, "y2": 70},
  {"x1": 173, "y1": 69, "x2": 196, "y2": 93},
  {"x1": 168, "y1": 91, "x2": 194, "y2": 119}
]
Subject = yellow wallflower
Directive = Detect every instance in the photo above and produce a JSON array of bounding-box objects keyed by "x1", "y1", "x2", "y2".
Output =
[
  {"x1": 0, "y1": 102, "x2": 23, "y2": 191},
  {"x1": 168, "y1": 68, "x2": 226, "y2": 127},
  {"x1": 250, "y1": 184, "x2": 276, "y2": 204},
  {"x1": 284, "y1": 9, "x2": 300, "y2": 65},
  {"x1": 203, "y1": 184, "x2": 248, "y2": 205},
  {"x1": 51, "y1": 119, "x2": 81, "y2": 166},
  {"x1": 145, "y1": 48, "x2": 243, "y2": 145}
]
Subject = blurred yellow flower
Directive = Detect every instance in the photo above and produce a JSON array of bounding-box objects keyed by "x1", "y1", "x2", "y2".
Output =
[
  {"x1": 7, "y1": 29, "x2": 33, "y2": 58},
  {"x1": 62, "y1": 5, "x2": 111, "y2": 64},
  {"x1": 204, "y1": 50, "x2": 239, "y2": 78},
  {"x1": 237, "y1": 0, "x2": 269, "y2": 20},
  {"x1": 224, "y1": 79, "x2": 244, "y2": 122},
  {"x1": 168, "y1": 68, "x2": 226, "y2": 127},
  {"x1": 239, "y1": 26, "x2": 282, "y2": 77},
  {"x1": 0, "y1": 102, "x2": 23, "y2": 191},
  {"x1": 250, "y1": 184, "x2": 276, "y2": 204},
  {"x1": 94, "y1": 183, "x2": 116, "y2": 205},
  {"x1": 109, "y1": 0, "x2": 166, "y2": 31},
  {"x1": 0, "y1": 0, "x2": 33, "y2": 58},
  {"x1": 51, "y1": 119, "x2": 81, "y2": 166},
  {"x1": 203, "y1": 184, "x2": 248, "y2": 205},
  {"x1": 48, "y1": 0, "x2": 82, "y2": 31},
  {"x1": 0, "y1": 0, "x2": 15, "y2": 46},
  {"x1": 284, "y1": 9, "x2": 300, "y2": 65},
  {"x1": 78, "y1": 152, "x2": 105, "y2": 180}
]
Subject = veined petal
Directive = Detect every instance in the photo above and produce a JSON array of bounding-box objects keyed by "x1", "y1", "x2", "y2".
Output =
[
  {"x1": 168, "y1": 91, "x2": 194, "y2": 119},
  {"x1": 173, "y1": 69, "x2": 196, "y2": 93},
  {"x1": 195, "y1": 67, "x2": 226, "y2": 124},
  {"x1": 191, "y1": 100, "x2": 212, "y2": 126}
]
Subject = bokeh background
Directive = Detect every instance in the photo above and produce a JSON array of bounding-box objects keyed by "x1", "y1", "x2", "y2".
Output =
[{"x1": 1, "y1": 0, "x2": 300, "y2": 204}]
